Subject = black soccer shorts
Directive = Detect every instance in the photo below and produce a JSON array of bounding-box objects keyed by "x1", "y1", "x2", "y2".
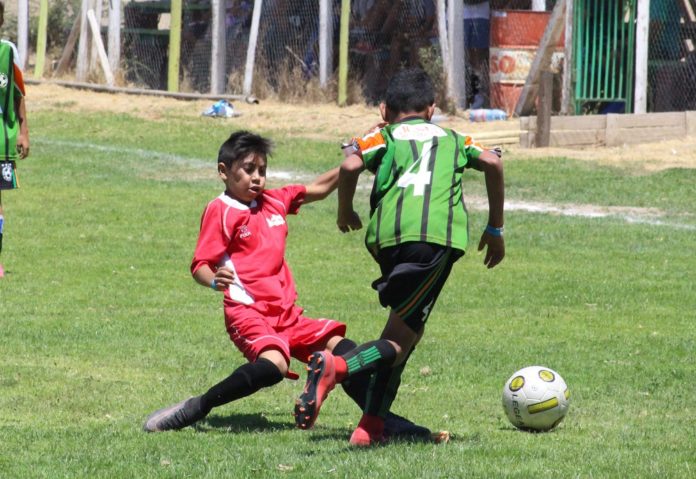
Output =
[{"x1": 372, "y1": 242, "x2": 462, "y2": 333}]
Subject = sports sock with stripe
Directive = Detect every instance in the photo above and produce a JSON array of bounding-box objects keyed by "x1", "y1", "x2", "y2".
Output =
[
  {"x1": 336, "y1": 339, "x2": 397, "y2": 382},
  {"x1": 333, "y1": 338, "x2": 372, "y2": 410}
]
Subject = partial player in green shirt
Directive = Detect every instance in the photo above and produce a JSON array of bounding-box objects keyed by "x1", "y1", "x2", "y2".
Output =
[
  {"x1": 295, "y1": 68, "x2": 504, "y2": 446},
  {"x1": 0, "y1": 1, "x2": 31, "y2": 278}
]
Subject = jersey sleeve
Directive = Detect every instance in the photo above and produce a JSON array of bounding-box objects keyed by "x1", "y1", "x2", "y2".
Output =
[
  {"x1": 455, "y1": 130, "x2": 486, "y2": 169},
  {"x1": 355, "y1": 128, "x2": 387, "y2": 174},
  {"x1": 191, "y1": 200, "x2": 231, "y2": 275},
  {"x1": 13, "y1": 64, "x2": 26, "y2": 97},
  {"x1": 265, "y1": 185, "x2": 307, "y2": 215}
]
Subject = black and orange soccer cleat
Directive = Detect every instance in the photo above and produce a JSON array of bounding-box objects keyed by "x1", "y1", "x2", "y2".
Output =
[{"x1": 294, "y1": 351, "x2": 337, "y2": 429}]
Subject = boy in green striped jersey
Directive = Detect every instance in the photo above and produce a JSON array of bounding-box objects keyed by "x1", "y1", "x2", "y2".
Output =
[
  {"x1": 295, "y1": 68, "x2": 505, "y2": 446},
  {"x1": 0, "y1": 1, "x2": 30, "y2": 278}
]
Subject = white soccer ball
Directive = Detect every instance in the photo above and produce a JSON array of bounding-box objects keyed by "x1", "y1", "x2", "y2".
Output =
[{"x1": 502, "y1": 366, "x2": 570, "y2": 432}]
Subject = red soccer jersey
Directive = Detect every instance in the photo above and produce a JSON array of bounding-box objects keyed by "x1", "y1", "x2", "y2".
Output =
[{"x1": 191, "y1": 185, "x2": 306, "y2": 318}]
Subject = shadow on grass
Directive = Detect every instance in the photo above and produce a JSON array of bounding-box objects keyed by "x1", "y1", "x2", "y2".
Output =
[
  {"x1": 197, "y1": 413, "x2": 454, "y2": 448},
  {"x1": 198, "y1": 413, "x2": 297, "y2": 433}
]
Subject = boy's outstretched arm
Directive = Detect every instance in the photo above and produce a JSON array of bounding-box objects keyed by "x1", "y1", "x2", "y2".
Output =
[
  {"x1": 304, "y1": 166, "x2": 339, "y2": 204},
  {"x1": 337, "y1": 153, "x2": 365, "y2": 233},
  {"x1": 475, "y1": 150, "x2": 505, "y2": 269}
]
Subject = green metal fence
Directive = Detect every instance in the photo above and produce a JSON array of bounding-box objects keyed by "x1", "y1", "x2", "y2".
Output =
[{"x1": 573, "y1": 0, "x2": 637, "y2": 114}]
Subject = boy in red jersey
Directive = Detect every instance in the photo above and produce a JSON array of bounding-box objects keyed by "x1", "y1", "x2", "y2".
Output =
[
  {"x1": 295, "y1": 68, "x2": 505, "y2": 446},
  {"x1": 0, "y1": 1, "x2": 30, "y2": 278},
  {"x1": 144, "y1": 131, "x2": 429, "y2": 437}
]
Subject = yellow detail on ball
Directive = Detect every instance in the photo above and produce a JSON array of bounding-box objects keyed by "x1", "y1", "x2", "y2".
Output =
[
  {"x1": 564, "y1": 388, "x2": 570, "y2": 400},
  {"x1": 538, "y1": 370, "x2": 555, "y2": 382},
  {"x1": 528, "y1": 397, "x2": 559, "y2": 414},
  {"x1": 509, "y1": 376, "x2": 525, "y2": 391}
]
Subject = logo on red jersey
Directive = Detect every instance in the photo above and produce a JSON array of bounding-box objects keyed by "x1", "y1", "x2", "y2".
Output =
[
  {"x1": 238, "y1": 225, "x2": 252, "y2": 239},
  {"x1": 266, "y1": 214, "x2": 285, "y2": 228}
]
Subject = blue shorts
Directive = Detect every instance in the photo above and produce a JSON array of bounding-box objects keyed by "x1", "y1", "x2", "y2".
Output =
[{"x1": 464, "y1": 18, "x2": 490, "y2": 49}]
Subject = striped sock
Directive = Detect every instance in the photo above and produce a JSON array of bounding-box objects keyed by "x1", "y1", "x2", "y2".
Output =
[{"x1": 339, "y1": 340, "x2": 397, "y2": 379}]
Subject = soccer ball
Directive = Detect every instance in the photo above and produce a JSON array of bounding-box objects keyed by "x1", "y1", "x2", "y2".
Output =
[{"x1": 502, "y1": 366, "x2": 570, "y2": 432}]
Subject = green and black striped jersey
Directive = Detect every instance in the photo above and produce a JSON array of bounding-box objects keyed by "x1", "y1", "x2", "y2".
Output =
[
  {"x1": 354, "y1": 117, "x2": 484, "y2": 255},
  {"x1": 0, "y1": 40, "x2": 23, "y2": 162}
]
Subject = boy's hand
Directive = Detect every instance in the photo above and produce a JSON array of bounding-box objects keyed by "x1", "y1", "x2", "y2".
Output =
[
  {"x1": 337, "y1": 210, "x2": 362, "y2": 233},
  {"x1": 17, "y1": 133, "x2": 29, "y2": 159},
  {"x1": 212, "y1": 266, "x2": 237, "y2": 290},
  {"x1": 478, "y1": 232, "x2": 505, "y2": 269}
]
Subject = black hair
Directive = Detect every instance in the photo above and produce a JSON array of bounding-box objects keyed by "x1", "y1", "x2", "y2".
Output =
[
  {"x1": 384, "y1": 68, "x2": 435, "y2": 116},
  {"x1": 218, "y1": 130, "x2": 272, "y2": 168}
]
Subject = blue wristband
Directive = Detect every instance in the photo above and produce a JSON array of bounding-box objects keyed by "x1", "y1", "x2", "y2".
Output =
[
  {"x1": 211, "y1": 279, "x2": 218, "y2": 290},
  {"x1": 485, "y1": 224, "x2": 504, "y2": 237}
]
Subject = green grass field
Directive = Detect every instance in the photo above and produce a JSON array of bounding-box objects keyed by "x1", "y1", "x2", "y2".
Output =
[{"x1": 1, "y1": 106, "x2": 695, "y2": 478}]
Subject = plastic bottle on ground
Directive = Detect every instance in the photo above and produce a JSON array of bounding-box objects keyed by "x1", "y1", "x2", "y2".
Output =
[{"x1": 469, "y1": 108, "x2": 508, "y2": 122}]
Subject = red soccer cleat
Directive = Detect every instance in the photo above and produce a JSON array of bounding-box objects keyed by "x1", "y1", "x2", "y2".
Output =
[
  {"x1": 349, "y1": 414, "x2": 385, "y2": 447},
  {"x1": 294, "y1": 351, "x2": 337, "y2": 429}
]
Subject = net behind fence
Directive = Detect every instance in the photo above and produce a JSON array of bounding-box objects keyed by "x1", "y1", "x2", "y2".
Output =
[{"x1": 3, "y1": 0, "x2": 696, "y2": 114}]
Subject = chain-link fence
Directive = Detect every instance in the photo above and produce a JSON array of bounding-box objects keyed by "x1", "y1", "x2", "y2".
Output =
[
  {"x1": 647, "y1": 0, "x2": 696, "y2": 112},
  {"x1": 3, "y1": 0, "x2": 696, "y2": 114}
]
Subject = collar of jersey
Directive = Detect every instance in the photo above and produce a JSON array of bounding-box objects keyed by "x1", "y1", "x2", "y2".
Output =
[
  {"x1": 395, "y1": 115, "x2": 428, "y2": 124},
  {"x1": 219, "y1": 192, "x2": 257, "y2": 210}
]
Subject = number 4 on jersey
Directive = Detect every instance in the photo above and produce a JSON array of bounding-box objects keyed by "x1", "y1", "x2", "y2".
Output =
[{"x1": 397, "y1": 140, "x2": 433, "y2": 196}]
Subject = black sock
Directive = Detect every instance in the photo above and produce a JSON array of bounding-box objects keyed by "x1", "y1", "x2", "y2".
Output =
[
  {"x1": 199, "y1": 358, "x2": 284, "y2": 413},
  {"x1": 332, "y1": 338, "x2": 357, "y2": 356},
  {"x1": 364, "y1": 359, "x2": 407, "y2": 417},
  {"x1": 341, "y1": 339, "x2": 397, "y2": 377},
  {"x1": 333, "y1": 338, "x2": 370, "y2": 410}
]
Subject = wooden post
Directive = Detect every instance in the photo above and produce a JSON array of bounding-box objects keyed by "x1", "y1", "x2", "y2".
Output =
[
  {"x1": 243, "y1": 0, "x2": 264, "y2": 96},
  {"x1": 168, "y1": 0, "x2": 183, "y2": 92},
  {"x1": 77, "y1": 0, "x2": 93, "y2": 82},
  {"x1": 319, "y1": 0, "x2": 333, "y2": 88},
  {"x1": 448, "y1": 0, "x2": 466, "y2": 108},
  {"x1": 514, "y1": 0, "x2": 566, "y2": 117},
  {"x1": 561, "y1": 0, "x2": 574, "y2": 115},
  {"x1": 87, "y1": 9, "x2": 114, "y2": 85},
  {"x1": 55, "y1": 15, "x2": 81, "y2": 76},
  {"x1": 436, "y1": 0, "x2": 450, "y2": 86},
  {"x1": 17, "y1": 0, "x2": 29, "y2": 69},
  {"x1": 535, "y1": 72, "x2": 553, "y2": 147},
  {"x1": 108, "y1": 0, "x2": 121, "y2": 76},
  {"x1": 90, "y1": 0, "x2": 103, "y2": 71},
  {"x1": 211, "y1": 0, "x2": 226, "y2": 94},
  {"x1": 634, "y1": 0, "x2": 650, "y2": 114},
  {"x1": 686, "y1": 111, "x2": 696, "y2": 137},
  {"x1": 337, "y1": 0, "x2": 350, "y2": 106},
  {"x1": 34, "y1": 0, "x2": 49, "y2": 79},
  {"x1": 605, "y1": 114, "x2": 621, "y2": 146}
]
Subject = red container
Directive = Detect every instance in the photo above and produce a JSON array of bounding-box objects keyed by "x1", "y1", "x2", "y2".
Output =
[{"x1": 489, "y1": 10, "x2": 564, "y2": 116}]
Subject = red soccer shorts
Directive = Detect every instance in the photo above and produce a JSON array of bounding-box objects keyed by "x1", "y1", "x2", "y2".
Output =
[{"x1": 224, "y1": 304, "x2": 346, "y2": 366}]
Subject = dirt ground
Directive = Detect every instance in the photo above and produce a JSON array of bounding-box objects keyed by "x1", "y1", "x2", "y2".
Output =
[{"x1": 28, "y1": 83, "x2": 696, "y2": 172}]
